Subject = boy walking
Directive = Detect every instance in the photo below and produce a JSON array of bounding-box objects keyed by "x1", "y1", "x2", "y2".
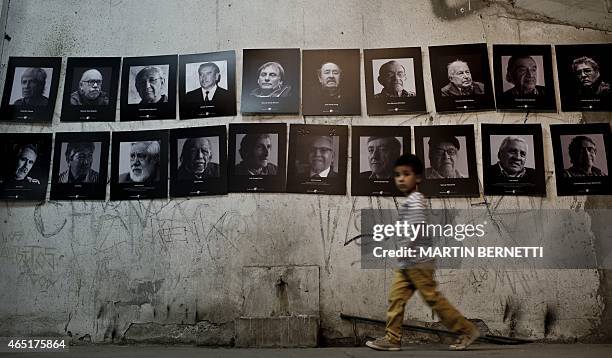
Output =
[{"x1": 366, "y1": 154, "x2": 480, "y2": 351}]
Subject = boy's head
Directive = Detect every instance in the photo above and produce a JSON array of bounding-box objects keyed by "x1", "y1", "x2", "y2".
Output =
[{"x1": 393, "y1": 154, "x2": 423, "y2": 194}]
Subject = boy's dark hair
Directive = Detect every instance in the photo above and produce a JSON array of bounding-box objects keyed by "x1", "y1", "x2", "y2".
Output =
[{"x1": 394, "y1": 154, "x2": 423, "y2": 175}]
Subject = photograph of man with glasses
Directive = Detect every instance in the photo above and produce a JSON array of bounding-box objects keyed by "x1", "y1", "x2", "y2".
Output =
[
  {"x1": 424, "y1": 135, "x2": 467, "y2": 179},
  {"x1": 69, "y1": 69, "x2": 109, "y2": 106},
  {"x1": 133, "y1": 66, "x2": 168, "y2": 104}
]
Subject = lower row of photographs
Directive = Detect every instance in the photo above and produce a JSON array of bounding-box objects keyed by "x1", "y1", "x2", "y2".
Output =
[{"x1": 1, "y1": 123, "x2": 610, "y2": 201}]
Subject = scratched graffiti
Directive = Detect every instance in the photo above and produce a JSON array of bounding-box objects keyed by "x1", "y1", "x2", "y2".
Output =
[{"x1": 0, "y1": 231, "x2": 63, "y2": 290}]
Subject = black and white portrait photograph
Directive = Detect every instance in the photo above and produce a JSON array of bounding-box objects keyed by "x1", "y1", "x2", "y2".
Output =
[
  {"x1": 120, "y1": 55, "x2": 177, "y2": 121},
  {"x1": 170, "y1": 126, "x2": 227, "y2": 197},
  {"x1": 60, "y1": 57, "x2": 121, "y2": 122},
  {"x1": 482, "y1": 124, "x2": 545, "y2": 196},
  {"x1": 351, "y1": 126, "x2": 410, "y2": 196},
  {"x1": 287, "y1": 124, "x2": 348, "y2": 195},
  {"x1": 555, "y1": 44, "x2": 612, "y2": 112},
  {"x1": 228, "y1": 123, "x2": 287, "y2": 193},
  {"x1": 493, "y1": 45, "x2": 556, "y2": 112},
  {"x1": 302, "y1": 49, "x2": 361, "y2": 116},
  {"x1": 240, "y1": 49, "x2": 300, "y2": 114},
  {"x1": 110, "y1": 130, "x2": 168, "y2": 200},
  {"x1": 364, "y1": 47, "x2": 426, "y2": 115},
  {"x1": 0, "y1": 57, "x2": 61, "y2": 122},
  {"x1": 429, "y1": 43, "x2": 495, "y2": 112},
  {"x1": 414, "y1": 125, "x2": 479, "y2": 197},
  {"x1": 551, "y1": 123, "x2": 611, "y2": 196},
  {"x1": 50, "y1": 132, "x2": 110, "y2": 200},
  {"x1": 0, "y1": 133, "x2": 52, "y2": 200},
  {"x1": 179, "y1": 51, "x2": 236, "y2": 119}
]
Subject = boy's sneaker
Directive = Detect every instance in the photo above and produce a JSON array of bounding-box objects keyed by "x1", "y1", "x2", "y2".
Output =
[
  {"x1": 365, "y1": 336, "x2": 401, "y2": 351},
  {"x1": 448, "y1": 327, "x2": 480, "y2": 351}
]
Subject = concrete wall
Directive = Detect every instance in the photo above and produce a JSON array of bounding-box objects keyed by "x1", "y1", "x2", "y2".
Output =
[{"x1": 0, "y1": 0, "x2": 611, "y2": 344}]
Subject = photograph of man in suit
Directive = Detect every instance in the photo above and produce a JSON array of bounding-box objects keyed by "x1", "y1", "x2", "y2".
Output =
[
  {"x1": 305, "y1": 136, "x2": 338, "y2": 178},
  {"x1": 184, "y1": 62, "x2": 232, "y2": 108}
]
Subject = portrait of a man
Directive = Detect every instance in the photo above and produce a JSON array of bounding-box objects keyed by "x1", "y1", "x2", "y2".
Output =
[
  {"x1": 502, "y1": 55, "x2": 545, "y2": 98},
  {"x1": 58, "y1": 142, "x2": 100, "y2": 183},
  {"x1": 487, "y1": 136, "x2": 536, "y2": 182},
  {"x1": 10, "y1": 143, "x2": 41, "y2": 187},
  {"x1": 177, "y1": 137, "x2": 220, "y2": 180},
  {"x1": 360, "y1": 136, "x2": 401, "y2": 179},
  {"x1": 119, "y1": 141, "x2": 161, "y2": 183},
  {"x1": 441, "y1": 60, "x2": 485, "y2": 97},
  {"x1": 235, "y1": 134, "x2": 278, "y2": 176},
  {"x1": 425, "y1": 135, "x2": 465, "y2": 179},
  {"x1": 374, "y1": 60, "x2": 415, "y2": 99},
  {"x1": 304, "y1": 136, "x2": 338, "y2": 178},
  {"x1": 134, "y1": 66, "x2": 168, "y2": 104},
  {"x1": 317, "y1": 62, "x2": 342, "y2": 99},
  {"x1": 184, "y1": 62, "x2": 232, "y2": 106},
  {"x1": 12, "y1": 68, "x2": 49, "y2": 106},
  {"x1": 250, "y1": 62, "x2": 291, "y2": 98},
  {"x1": 70, "y1": 69, "x2": 109, "y2": 106},
  {"x1": 563, "y1": 135, "x2": 606, "y2": 177},
  {"x1": 571, "y1": 57, "x2": 610, "y2": 97}
]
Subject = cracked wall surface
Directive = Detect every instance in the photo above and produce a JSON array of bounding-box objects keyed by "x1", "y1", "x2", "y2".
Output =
[{"x1": 0, "y1": 0, "x2": 611, "y2": 345}]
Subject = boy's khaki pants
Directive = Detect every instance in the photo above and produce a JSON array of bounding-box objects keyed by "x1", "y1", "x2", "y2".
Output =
[{"x1": 385, "y1": 262, "x2": 476, "y2": 344}]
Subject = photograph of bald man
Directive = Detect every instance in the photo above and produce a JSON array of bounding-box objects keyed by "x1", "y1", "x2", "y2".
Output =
[
  {"x1": 441, "y1": 60, "x2": 485, "y2": 97},
  {"x1": 374, "y1": 60, "x2": 416, "y2": 99},
  {"x1": 70, "y1": 69, "x2": 109, "y2": 106}
]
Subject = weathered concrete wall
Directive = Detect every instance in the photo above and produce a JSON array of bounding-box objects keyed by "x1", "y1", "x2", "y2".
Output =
[{"x1": 0, "y1": 0, "x2": 611, "y2": 345}]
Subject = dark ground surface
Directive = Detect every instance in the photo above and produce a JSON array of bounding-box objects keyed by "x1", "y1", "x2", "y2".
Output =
[{"x1": 2, "y1": 343, "x2": 612, "y2": 357}]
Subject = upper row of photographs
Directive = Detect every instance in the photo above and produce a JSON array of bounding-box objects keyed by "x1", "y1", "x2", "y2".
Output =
[{"x1": 1, "y1": 43, "x2": 610, "y2": 123}]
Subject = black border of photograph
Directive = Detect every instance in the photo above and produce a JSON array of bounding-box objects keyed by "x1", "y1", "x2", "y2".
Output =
[
  {"x1": 364, "y1": 47, "x2": 426, "y2": 115},
  {"x1": 302, "y1": 49, "x2": 361, "y2": 116},
  {"x1": 351, "y1": 126, "x2": 411, "y2": 196},
  {"x1": 550, "y1": 123, "x2": 611, "y2": 196},
  {"x1": 414, "y1": 125, "x2": 479, "y2": 198},
  {"x1": 482, "y1": 123, "x2": 546, "y2": 196},
  {"x1": 228, "y1": 123, "x2": 287, "y2": 193},
  {"x1": 60, "y1": 57, "x2": 121, "y2": 122},
  {"x1": 110, "y1": 130, "x2": 169, "y2": 200},
  {"x1": 0, "y1": 133, "x2": 52, "y2": 201},
  {"x1": 120, "y1": 55, "x2": 178, "y2": 121},
  {"x1": 287, "y1": 124, "x2": 348, "y2": 195},
  {"x1": 240, "y1": 49, "x2": 300, "y2": 115},
  {"x1": 170, "y1": 126, "x2": 228, "y2": 197},
  {"x1": 429, "y1": 43, "x2": 495, "y2": 113},
  {"x1": 179, "y1": 51, "x2": 237, "y2": 119},
  {"x1": 555, "y1": 43, "x2": 612, "y2": 112},
  {"x1": 50, "y1": 131, "x2": 110, "y2": 200},
  {"x1": 0, "y1": 57, "x2": 61, "y2": 123},
  {"x1": 493, "y1": 44, "x2": 556, "y2": 112}
]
